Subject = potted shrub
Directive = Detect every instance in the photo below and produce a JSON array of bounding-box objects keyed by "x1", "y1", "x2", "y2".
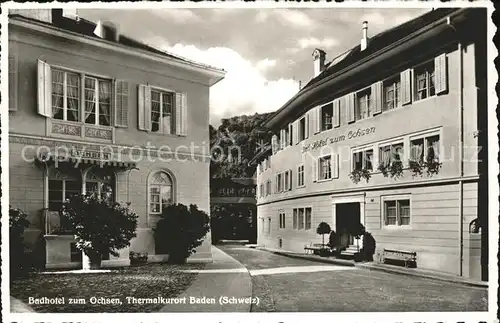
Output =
[
  {"x1": 327, "y1": 229, "x2": 338, "y2": 252},
  {"x1": 349, "y1": 168, "x2": 371, "y2": 184},
  {"x1": 351, "y1": 222, "x2": 366, "y2": 254},
  {"x1": 316, "y1": 222, "x2": 331, "y2": 257},
  {"x1": 9, "y1": 206, "x2": 31, "y2": 278},
  {"x1": 360, "y1": 231, "x2": 376, "y2": 261},
  {"x1": 154, "y1": 203, "x2": 210, "y2": 264},
  {"x1": 60, "y1": 193, "x2": 138, "y2": 270}
]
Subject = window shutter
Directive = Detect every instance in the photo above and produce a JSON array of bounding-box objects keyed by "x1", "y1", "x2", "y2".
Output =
[
  {"x1": 271, "y1": 135, "x2": 278, "y2": 154},
  {"x1": 174, "y1": 92, "x2": 188, "y2": 136},
  {"x1": 332, "y1": 99, "x2": 340, "y2": 127},
  {"x1": 37, "y1": 59, "x2": 52, "y2": 117},
  {"x1": 288, "y1": 123, "x2": 293, "y2": 146},
  {"x1": 288, "y1": 169, "x2": 292, "y2": 190},
  {"x1": 332, "y1": 153, "x2": 339, "y2": 179},
  {"x1": 280, "y1": 129, "x2": 285, "y2": 149},
  {"x1": 401, "y1": 69, "x2": 412, "y2": 105},
  {"x1": 281, "y1": 173, "x2": 285, "y2": 192},
  {"x1": 313, "y1": 106, "x2": 321, "y2": 134},
  {"x1": 137, "y1": 84, "x2": 151, "y2": 131},
  {"x1": 312, "y1": 157, "x2": 318, "y2": 182},
  {"x1": 114, "y1": 80, "x2": 129, "y2": 127},
  {"x1": 293, "y1": 120, "x2": 299, "y2": 145},
  {"x1": 9, "y1": 56, "x2": 18, "y2": 111},
  {"x1": 346, "y1": 93, "x2": 355, "y2": 123},
  {"x1": 372, "y1": 81, "x2": 382, "y2": 115},
  {"x1": 305, "y1": 113, "x2": 310, "y2": 139},
  {"x1": 435, "y1": 53, "x2": 447, "y2": 94}
]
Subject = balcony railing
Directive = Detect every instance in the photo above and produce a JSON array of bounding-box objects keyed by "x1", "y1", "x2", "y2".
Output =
[{"x1": 43, "y1": 209, "x2": 75, "y2": 235}]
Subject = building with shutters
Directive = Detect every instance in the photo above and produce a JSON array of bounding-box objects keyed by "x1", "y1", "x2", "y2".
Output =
[
  {"x1": 251, "y1": 8, "x2": 488, "y2": 280},
  {"x1": 7, "y1": 9, "x2": 225, "y2": 269}
]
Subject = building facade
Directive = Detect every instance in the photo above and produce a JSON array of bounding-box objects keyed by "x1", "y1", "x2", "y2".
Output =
[
  {"x1": 7, "y1": 9, "x2": 225, "y2": 269},
  {"x1": 253, "y1": 8, "x2": 488, "y2": 280}
]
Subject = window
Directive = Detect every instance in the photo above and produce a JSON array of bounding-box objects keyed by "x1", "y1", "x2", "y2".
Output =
[
  {"x1": 355, "y1": 88, "x2": 372, "y2": 121},
  {"x1": 151, "y1": 89, "x2": 175, "y2": 134},
  {"x1": 305, "y1": 208, "x2": 312, "y2": 230},
  {"x1": 276, "y1": 173, "x2": 283, "y2": 193},
  {"x1": 289, "y1": 124, "x2": 293, "y2": 146},
  {"x1": 85, "y1": 167, "x2": 115, "y2": 206},
  {"x1": 267, "y1": 217, "x2": 271, "y2": 235},
  {"x1": 284, "y1": 127, "x2": 290, "y2": 147},
  {"x1": 321, "y1": 103, "x2": 333, "y2": 131},
  {"x1": 283, "y1": 170, "x2": 292, "y2": 191},
  {"x1": 48, "y1": 168, "x2": 82, "y2": 211},
  {"x1": 414, "y1": 61, "x2": 435, "y2": 101},
  {"x1": 379, "y1": 142, "x2": 404, "y2": 167},
  {"x1": 52, "y1": 69, "x2": 80, "y2": 122},
  {"x1": 259, "y1": 184, "x2": 264, "y2": 198},
  {"x1": 383, "y1": 76, "x2": 401, "y2": 111},
  {"x1": 84, "y1": 77, "x2": 112, "y2": 126},
  {"x1": 352, "y1": 149, "x2": 373, "y2": 171},
  {"x1": 319, "y1": 155, "x2": 332, "y2": 180},
  {"x1": 297, "y1": 165, "x2": 305, "y2": 187},
  {"x1": 279, "y1": 212, "x2": 286, "y2": 229},
  {"x1": 298, "y1": 208, "x2": 304, "y2": 230},
  {"x1": 292, "y1": 209, "x2": 298, "y2": 229},
  {"x1": 149, "y1": 171, "x2": 174, "y2": 215},
  {"x1": 384, "y1": 198, "x2": 411, "y2": 226},
  {"x1": 410, "y1": 134, "x2": 440, "y2": 163},
  {"x1": 299, "y1": 117, "x2": 306, "y2": 141},
  {"x1": 266, "y1": 180, "x2": 272, "y2": 196}
]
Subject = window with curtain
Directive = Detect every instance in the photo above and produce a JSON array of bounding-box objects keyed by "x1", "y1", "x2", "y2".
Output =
[
  {"x1": 379, "y1": 142, "x2": 404, "y2": 167},
  {"x1": 321, "y1": 103, "x2": 333, "y2": 131},
  {"x1": 149, "y1": 171, "x2": 174, "y2": 215},
  {"x1": 319, "y1": 155, "x2": 332, "y2": 180},
  {"x1": 151, "y1": 90, "x2": 175, "y2": 134},
  {"x1": 85, "y1": 167, "x2": 114, "y2": 205},
  {"x1": 414, "y1": 61, "x2": 436, "y2": 101},
  {"x1": 352, "y1": 149, "x2": 373, "y2": 171},
  {"x1": 297, "y1": 165, "x2": 305, "y2": 187},
  {"x1": 383, "y1": 76, "x2": 401, "y2": 111},
  {"x1": 410, "y1": 134, "x2": 440, "y2": 163},
  {"x1": 51, "y1": 69, "x2": 80, "y2": 122},
  {"x1": 85, "y1": 77, "x2": 112, "y2": 126},
  {"x1": 355, "y1": 88, "x2": 372, "y2": 121}
]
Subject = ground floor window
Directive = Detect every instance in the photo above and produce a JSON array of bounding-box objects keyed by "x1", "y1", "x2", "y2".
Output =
[
  {"x1": 267, "y1": 217, "x2": 271, "y2": 235},
  {"x1": 85, "y1": 167, "x2": 115, "y2": 205},
  {"x1": 48, "y1": 167, "x2": 82, "y2": 211},
  {"x1": 149, "y1": 171, "x2": 174, "y2": 216},
  {"x1": 293, "y1": 207, "x2": 312, "y2": 230},
  {"x1": 279, "y1": 212, "x2": 286, "y2": 229},
  {"x1": 383, "y1": 197, "x2": 411, "y2": 226}
]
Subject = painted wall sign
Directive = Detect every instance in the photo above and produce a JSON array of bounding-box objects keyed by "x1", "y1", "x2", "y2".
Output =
[
  {"x1": 302, "y1": 126, "x2": 376, "y2": 152},
  {"x1": 70, "y1": 149, "x2": 112, "y2": 160}
]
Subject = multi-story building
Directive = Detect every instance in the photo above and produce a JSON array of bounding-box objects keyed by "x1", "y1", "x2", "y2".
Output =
[
  {"x1": 7, "y1": 9, "x2": 225, "y2": 269},
  {"x1": 252, "y1": 8, "x2": 488, "y2": 280}
]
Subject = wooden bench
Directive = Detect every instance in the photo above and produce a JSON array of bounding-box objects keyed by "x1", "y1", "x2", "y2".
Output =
[
  {"x1": 304, "y1": 243, "x2": 329, "y2": 255},
  {"x1": 382, "y1": 248, "x2": 417, "y2": 268}
]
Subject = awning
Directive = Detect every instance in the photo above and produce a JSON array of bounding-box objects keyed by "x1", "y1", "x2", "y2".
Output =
[{"x1": 35, "y1": 152, "x2": 137, "y2": 169}]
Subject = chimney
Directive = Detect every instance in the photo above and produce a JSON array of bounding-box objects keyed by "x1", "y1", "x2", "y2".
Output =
[
  {"x1": 312, "y1": 48, "x2": 326, "y2": 77},
  {"x1": 361, "y1": 21, "x2": 369, "y2": 51},
  {"x1": 62, "y1": 8, "x2": 79, "y2": 21},
  {"x1": 94, "y1": 21, "x2": 120, "y2": 42}
]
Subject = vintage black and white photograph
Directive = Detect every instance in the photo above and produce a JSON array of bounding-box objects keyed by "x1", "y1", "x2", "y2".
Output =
[{"x1": 1, "y1": 2, "x2": 497, "y2": 321}]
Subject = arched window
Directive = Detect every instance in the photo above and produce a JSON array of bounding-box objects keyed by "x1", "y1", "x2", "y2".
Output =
[
  {"x1": 149, "y1": 171, "x2": 173, "y2": 215},
  {"x1": 86, "y1": 167, "x2": 115, "y2": 205}
]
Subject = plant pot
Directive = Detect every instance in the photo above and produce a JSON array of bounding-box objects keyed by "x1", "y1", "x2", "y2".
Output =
[{"x1": 82, "y1": 251, "x2": 102, "y2": 270}]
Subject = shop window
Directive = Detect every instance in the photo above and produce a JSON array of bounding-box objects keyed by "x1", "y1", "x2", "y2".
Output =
[
  {"x1": 410, "y1": 134, "x2": 440, "y2": 163},
  {"x1": 355, "y1": 88, "x2": 372, "y2": 121},
  {"x1": 321, "y1": 103, "x2": 333, "y2": 131},
  {"x1": 383, "y1": 76, "x2": 401, "y2": 111},
  {"x1": 383, "y1": 198, "x2": 411, "y2": 226},
  {"x1": 297, "y1": 165, "x2": 305, "y2": 187},
  {"x1": 149, "y1": 171, "x2": 174, "y2": 216},
  {"x1": 414, "y1": 61, "x2": 436, "y2": 101},
  {"x1": 352, "y1": 149, "x2": 373, "y2": 171}
]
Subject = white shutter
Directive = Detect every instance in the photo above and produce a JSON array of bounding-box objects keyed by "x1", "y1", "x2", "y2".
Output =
[
  {"x1": 137, "y1": 84, "x2": 151, "y2": 131},
  {"x1": 114, "y1": 80, "x2": 129, "y2": 127},
  {"x1": 435, "y1": 53, "x2": 448, "y2": 94},
  {"x1": 9, "y1": 56, "x2": 18, "y2": 111},
  {"x1": 280, "y1": 129, "x2": 285, "y2": 149},
  {"x1": 332, "y1": 153, "x2": 339, "y2": 179},
  {"x1": 37, "y1": 59, "x2": 52, "y2": 117},
  {"x1": 332, "y1": 99, "x2": 340, "y2": 128},
  {"x1": 293, "y1": 120, "x2": 299, "y2": 145},
  {"x1": 346, "y1": 93, "x2": 355, "y2": 123},
  {"x1": 305, "y1": 113, "x2": 310, "y2": 139},
  {"x1": 401, "y1": 69, "x2": 412, "y2": 105},
  {"x1": 175, "y1": 92, "x2": 188, "y2": 136},
  {"x1": 271, "y1": 135, "x2": 278, "y2": 154},
  {"x1": 372, "y1": 81, "x2": 382, "y2": 115},
  {"x1": 312, "y1": 106, "x2": 321, "y2": 134},
  {"x1": 312, "y1": 157, "x2": 318, "y2": 182},
  {"x1": 281, "y1": 173, "x2": 285, "y2": 192}
]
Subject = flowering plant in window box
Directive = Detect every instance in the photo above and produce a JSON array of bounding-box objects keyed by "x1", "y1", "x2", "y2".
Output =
[
  {"x1": 408, "y1": 158, "x2": 442, "y2": 178},
  {"x1": 408, "y1": 160, "x2": 424, "y2": 178},
  {"x1": 377, "y1": 160, "x2": 404, "y2": 179},
  {"x1": 349, "y1": 168, "x2": 372, "y2": 184}
]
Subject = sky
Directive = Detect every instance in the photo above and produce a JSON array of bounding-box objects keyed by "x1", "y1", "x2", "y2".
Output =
[{"x1": 78, "y1": 8, "x2": 429, "y2": 126}]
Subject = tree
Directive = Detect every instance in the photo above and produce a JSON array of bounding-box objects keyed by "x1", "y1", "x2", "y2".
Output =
[
  {"x1": 60, "y1": 193, "x2": 138, "y2": 270},
  {"x1": 154, "y1": 203, "x2": 210, "y2": 264},
  {"x1": 9, "y1": 206, "x2": 31, "y2": 278},
  {"x1": 316, "y1": 222, "x2": 331, "y2": 247}
]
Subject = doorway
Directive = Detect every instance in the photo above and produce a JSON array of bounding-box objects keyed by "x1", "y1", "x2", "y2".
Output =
[{"x1": 335, "y1": 203, "x2": 361, "y2": 248}]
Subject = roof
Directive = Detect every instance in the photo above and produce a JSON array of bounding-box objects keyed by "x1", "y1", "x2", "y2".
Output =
[
  {"x1": 263, "y1": 8, "x2": 462, "y2": 128},
  {"x1": 8, "y1": 10, "x2": 225, "y2": 75}
]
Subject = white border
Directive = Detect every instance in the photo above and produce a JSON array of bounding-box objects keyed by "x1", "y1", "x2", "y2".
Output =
[{"x1": 2, "y1": 2, "x2": 497, "y2": 323}]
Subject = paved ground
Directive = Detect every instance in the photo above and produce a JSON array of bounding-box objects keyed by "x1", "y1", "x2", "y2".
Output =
[{"x1": 219, "y1": 245, "x2": 488, "y2": 312}]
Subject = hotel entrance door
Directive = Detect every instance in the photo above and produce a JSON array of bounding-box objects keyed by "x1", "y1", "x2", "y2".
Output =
[{"x1": 335, "y1": 203, "x2": 361, "y2": 248}]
